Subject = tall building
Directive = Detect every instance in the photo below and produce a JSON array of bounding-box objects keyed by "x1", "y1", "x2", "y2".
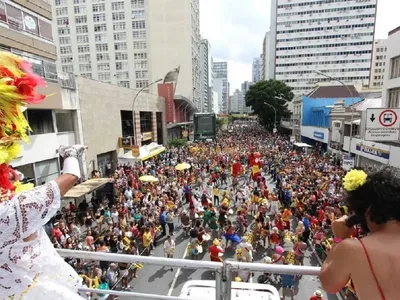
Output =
[
  {"x1": 269, "y1": 0, "x2": 377, "y2": 95},
  {"x1": 369, "y1": 39, "x2": 387, "y2": 89},
  {"x1": 213, "y1": 61, "x2": 229, "y2": 113},
  {"x1": 261, "y1": 32, "x2": 272, "y2": 80},
  {"x1": 252, "y1": 57, "x2": 262, "y2": 83},
  {"x1": 200, "y1": 39, "x2": 212, "y2": 112},
  {"x1": 241, "y1": 81, "x2": 253, "y2": 113},
  {"x1": 383, "y1": 26, "x2": 400, "y2": 108},
  {"x1": 53, "y1": 0, "x2": 200, "y2": 106},
  {"x1": 231, "y1": 89, "x2": 242, "y2": 113}
]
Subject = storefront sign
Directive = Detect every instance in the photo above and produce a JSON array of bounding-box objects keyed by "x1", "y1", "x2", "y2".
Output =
[
  {"x1": 131, "y1": 146, "x2": 140, "y2": 157},
  {"x1": 313, "y1": 131, "x2": 325, "y2": 140},
  {"x1": 342, "y1": 155, "x2": 354, "y2": 171},
  {"x1": 356, "y1": 143, "x2": 390, "y2": 159},
  {"x1": 119, "y1": 137, "x2": 132, "y2": 148},
  {"x1": 158, "y1": 83, "x2": 175, "y2": 123},
  {"x1": 142, "y1": 132, "x2": 153, "y2": 141}
]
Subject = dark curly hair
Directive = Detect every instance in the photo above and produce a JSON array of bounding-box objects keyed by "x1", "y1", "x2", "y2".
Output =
[{"x1": 346, "y1": 166, "x2": 400, "y2": 225}]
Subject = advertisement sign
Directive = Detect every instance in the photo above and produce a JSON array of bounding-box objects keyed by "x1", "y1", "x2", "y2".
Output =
[
  {"x1": 355, "y1": 143, "x2": 390, "y2": 160},
  {"x1": 0, "y1": 1, "x2": 7, "y2": 23},
  {"x1": 119, "y1": 137, "x2": 132, "y2": 149},
  {"x1": 158, "y1": 83, "x2": 175, "y2": 123},
  {"x1": 131, "y1": 146, "x2": 140, "y2": 157},
  {"x1": 23, "y1": 12, "x2": 38, "y2": 35},
  {"x1": 142, "y1": 132, "x2": 153, "y2": 141},
  {"x1": 313, "y1": 131, "x2": 325, "y2": 140},
  {"x1": 6, "y1": 3, "x2": 23, "y2": 30},
  {"x1": 342, "y1": 155, "x2": 354, "y2": 171}
]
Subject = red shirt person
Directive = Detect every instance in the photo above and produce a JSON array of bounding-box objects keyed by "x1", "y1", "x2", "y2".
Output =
[{"x1": 209, "y1": 239, "x2": 224, "y2": 262}]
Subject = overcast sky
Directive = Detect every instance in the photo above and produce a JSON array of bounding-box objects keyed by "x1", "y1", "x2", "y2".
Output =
[{"x1": 200, "y1": 0, "x2": 400, "y2": 93}]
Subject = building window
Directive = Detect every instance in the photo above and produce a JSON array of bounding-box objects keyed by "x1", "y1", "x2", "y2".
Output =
[
  {"x1": 60, "y1": 46, "x2": 72, "y2": 54},
  {"x1": 135, "y1": 70, "x2": 147, "y2": 79},
  {"x1": 121, "y1": 111, "x2": 134, "y2": 137},
  {"x1": 79, "y1": 54, "x2": 91, "y2": 62},
  {"x1": 114, "y1": 32, "x2": 127, "y2": 41},
  {"x1": 136, "y1": 80, "x2": 148, "y2": 88},
  {"x1": 56, "y1": 0, "x2": 67, "y2": 5},
  {"x1": 116, "y1": 61, "x2": 128, "y2": 70},
  {"x1": 118, "y1": 81, "x2": 130, "y2": 88},
  {"x1": 56, "y1": 111, "x2": 74, "y2": 132},
  {"x1": 131, "y1": 0, "x2": 144, "y2": 9},
  {"x1": 74, "y1": 5, "x2": 87, "y2": 14},
  {"x1": 92, "y1": 3, "x2": 105, "y2": 12},
  {"x1": 75, "y1": 16, "x2": 87, "y2": 24},
  {"x1": 114, "y1": 42, "x2": 127, "y2": 51},
  {"x1": 98, "y1": 72, "x2": 110, "y2": 81},
  {"x1": 98, "y1": 63, "x2": 110, "y2": 71},
  {"x1": 76, "y1": 35, "x2": 89, "y2": 44},
  {"x1": 132, "y1": 10, "x2": 145, "y2": 19},
  {"x1": 56, "y1": 7, "x2": 68, "y2": 16},
  {"x1": 116, "y1": 72, "x2": 129, "y2": 80},
  {"x1": 73, "y1": 0, "x2": 86, "y2": 4},
  {"x1": 94, "y1": 24, "x2": 107, "y2": 32},
  {"x1": 112, "y1": 12, "x2": 125, "y2": 21},
  {"x1": 132, "y1": 21, "x2": 145, "y2": 29},
  {"x1": 134, "y1": 61, "x2": 147, "y2": 69},
  {"x1": 115, "y1": 52, "x2": 128, "y2": 60},
  {"x1": 76, "y1": 25, "x2": 88, "y2": 34},
  {"x1": 79, "y1": 64, "x2": 92, "y2": 72},
  {"x1": 132, "y1": 30, "x2": 146, "y2": 39},
  {"x1": 133, "y1": 41, "x2": 146, "y2": 49},
  {"x1": 390, "y1": 55, "x2": 400, "y2": 79},
  {"x1": 388, "y1": 88, "x2": 400, "y2": 108},
  {"x1": 97, "y1": 53, "x2": 110, "y2": 61},
  {"x1": 81, "y1": 73, "x2": 92, "y2": 79},
  {"x1": 27, "y1": 110, "x2": 54, "y2": 135},
  {"x1": 96, "y1": 43, "x2": 108, "y2": 52},
  {"x1": 78, "y1": 45, "x2": 90, "y2": 53},
  {"x1": 140, "y1": 111, "x2": 152, "y2": 133},
  {"x1": 134, "y1": 53, "x2": 147, "y2": 60},
  {"x1": 95, "y1": 33, "x2": 108, "y2": 42},
  {"x1": 113, "y1": 22, "x2": 126, "y2": 31},
  {"x1": 59, "y1": 37, "x2": 71, "y2": 45},
  {"x1": 62, "y1": 65, "x2": 74, "y2": 73},
  {"x1": 93, "y1": 13, "x2": 106, "y2": 23},
  {"x1": 111, "y1": 1, "x2": 124, "y2": 11}
]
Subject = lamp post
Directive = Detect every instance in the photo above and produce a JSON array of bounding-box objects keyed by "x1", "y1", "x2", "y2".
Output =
[
  {"x1": 314, "y1": 71, "x2": 355, "y2": 158},
  {"x1": 132, "y1": 78, "x2": 163, "y2": 145},
  {"x1": 263, "y1": 101, "x2": 277, "y2": 133}
]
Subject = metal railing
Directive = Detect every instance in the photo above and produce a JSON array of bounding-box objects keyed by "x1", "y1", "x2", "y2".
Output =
[{"x1": 58, "y1": 249, "x2": 320, "y2": 300}]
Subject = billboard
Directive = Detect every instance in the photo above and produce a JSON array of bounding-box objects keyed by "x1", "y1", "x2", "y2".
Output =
[
  {"x1": 158, "y1": 83, "x2": 175, "y2": 123},
  {"x1": 194, "y1": 113, "x2": 216, "y2": 141}
]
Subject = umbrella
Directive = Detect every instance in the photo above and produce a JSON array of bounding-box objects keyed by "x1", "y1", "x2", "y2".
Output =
[
  {"x1": 139, "y1": 175, "x2": 159, "y2": 182},
  {"x1": 175, "y1": 163, "x2": 191, "y2": 171}
]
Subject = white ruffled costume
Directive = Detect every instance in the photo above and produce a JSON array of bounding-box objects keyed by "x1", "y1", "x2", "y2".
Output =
[{"x1": 0, "y1": 181, "x2": 84, "y2": 299}]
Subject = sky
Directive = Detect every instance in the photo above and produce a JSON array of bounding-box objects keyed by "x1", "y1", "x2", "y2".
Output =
[{"x1": 200, "y1": 0, "x2": 400, "y2": 94}]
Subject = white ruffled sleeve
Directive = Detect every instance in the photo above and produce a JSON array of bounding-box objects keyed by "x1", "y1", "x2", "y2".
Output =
[{"x1": 13, "y1": 181, "x2": 61, "y2": 239}]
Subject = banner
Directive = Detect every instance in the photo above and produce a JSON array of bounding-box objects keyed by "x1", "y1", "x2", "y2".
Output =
[
  {"x1": 342, "y1": 155, "x2": 354, "y2": 171},
  {"x1": 158, "y1": 83, "x2": 175, "y2": 123}
]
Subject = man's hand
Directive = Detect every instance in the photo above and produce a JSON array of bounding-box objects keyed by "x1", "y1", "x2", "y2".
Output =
[{"x1": 59, "y1": 145, "x2": 88, "y2": 159}]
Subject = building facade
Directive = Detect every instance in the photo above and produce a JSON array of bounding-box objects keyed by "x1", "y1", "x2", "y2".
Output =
[
  {"x1": 241, "y1": 81, "x2": 253, "y2": 114},
  {"x1": 231, "y1": 89, "x2": 244, "y2": 113},
  {"x1": 213, "y1": 61, "x2": 229, "y2": 113},
  {"x1": 369, "y1": 39, "x2": 387, "y2": 89},
  {"x1": 52, "y1": 0, "x2": 200, "y2": 106},
  {"x1": 252, "y1": 57, "x2": 262, "y2": 83},
  {"x1": 270, "y1": 0, "x2": 377, "y2": 95},
  {"x1": 261, "y1": 31, "x2": 272, "y2": 81},
  {"x1": 200, "y1": 39, "x2": 211, "y2": 112}
]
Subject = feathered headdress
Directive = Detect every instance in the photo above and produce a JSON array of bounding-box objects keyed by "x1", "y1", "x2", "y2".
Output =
[{"x1": 0, "y1": 51, "x2": 47, "y2": 201}]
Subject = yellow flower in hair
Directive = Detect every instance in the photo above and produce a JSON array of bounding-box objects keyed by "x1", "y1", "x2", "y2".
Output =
[{"x1": 343, "y1": 169, "x2": 368, "y2": 192}]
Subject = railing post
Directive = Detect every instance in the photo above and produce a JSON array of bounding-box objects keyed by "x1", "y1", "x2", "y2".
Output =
[{"x1": 216, "y1": 261, "x2": 232, "y2": 300}]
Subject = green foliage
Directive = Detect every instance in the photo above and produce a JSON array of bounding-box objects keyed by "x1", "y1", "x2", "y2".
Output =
[
  {"x1": 168, "y1": 138, "x2": 188, "y2": 147},
  {"x1": 245, "y1": 79, "x2": 294, "y2": 129},
  {"x1": 216, "y1": 118, "x2": 228, "y2": 127}
]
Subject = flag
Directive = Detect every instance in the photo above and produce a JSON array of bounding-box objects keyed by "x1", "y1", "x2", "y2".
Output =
[{"x1": 163, "y1": 66, "x2": 180, "y2": 83}]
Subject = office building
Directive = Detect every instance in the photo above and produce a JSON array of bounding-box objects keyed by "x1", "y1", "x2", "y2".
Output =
[
  {"x1": 383, "y1": 26, "x2": 400, "y2": 108},
  {"x1": 270, "y1": 0, "x2": 377, "y2": 95},
  {"x1": 231, "y1": 89, "x2": 243, "y2": 113},
  {"x1": 262, "y1": 31, "x2": 272, "y2": 80},
  {"x1": 213, "y1": 61, "x2": 229, "y2": 113},
  {"x1": 53, "y1": 0, "x2": 200, "y2": 106},
  {"x1": 369, "y1": 39, "x2": 387, "y2": 89},
  {"x1": 252, "y1": 57, "x2": 262, "y2": 83},
  {"x1": 241, "y1": 81, "x2": 253, "y2": 113},
  {"x1": 200, "y1": 39, "x2": 212, "y2": 112}
]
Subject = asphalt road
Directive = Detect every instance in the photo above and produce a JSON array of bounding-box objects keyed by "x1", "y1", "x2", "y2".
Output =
[{"x1": 120, "y1": 177, "x2": 339, "y2": 300}]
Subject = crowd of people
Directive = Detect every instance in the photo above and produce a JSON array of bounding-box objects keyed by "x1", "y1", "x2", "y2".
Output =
[{"x1": 45, "y1": 123, "x2": 361, "y2": 300}]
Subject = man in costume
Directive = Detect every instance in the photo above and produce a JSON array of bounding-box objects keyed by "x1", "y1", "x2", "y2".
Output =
[{"x1": 0, "y1": 52, "x2": 87, "y2": 299}]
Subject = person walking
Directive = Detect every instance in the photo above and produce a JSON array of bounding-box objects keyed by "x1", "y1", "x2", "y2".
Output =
[{"x1": 164, "y1": 235, "x2": 175, "y2": 272}]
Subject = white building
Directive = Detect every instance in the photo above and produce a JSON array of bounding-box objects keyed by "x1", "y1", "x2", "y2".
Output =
[
  {"x1": 213, "y1": 61, "x2": 229, "y2": 113},
  {"x1": 369, "y1": 39, "x2": 387, "y2": 89},
  {"x1": 53, "y1": 0, "x2": 200, "y2": 106},
  {"x1": 269, "y1": 0, "x2": 377, "y2": 95},
  {"x1": 262, "y1": 32, "x2": 272, "y2": 81},
  {"x1": 211, "y1": 90, "x2": 220, "y2": 114},
  {"x1": 200, "y1": 39, "x2": 212, "y2": 112},
  {"x1": 231, "y1": 89, "x2": 243, "y2": 113},
  {"x1": 241, "y1": 81, "x2": 253, "y2": 114},
  {"x1": 252, "y1": 57, "x2": 262, "y2": 83}
]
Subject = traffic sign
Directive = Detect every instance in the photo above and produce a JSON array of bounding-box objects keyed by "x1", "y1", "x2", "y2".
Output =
[{"x1": 365, "y1": 108, "x2": 400, "y2": 141}]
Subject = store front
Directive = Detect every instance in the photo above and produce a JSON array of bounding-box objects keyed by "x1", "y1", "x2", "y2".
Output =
[
  {"x1": 300, "y1": 126, "x2": 329, "y2": 152},
  {"x1": 350, "y1": 139, "x2": 390, "y2": 169}
]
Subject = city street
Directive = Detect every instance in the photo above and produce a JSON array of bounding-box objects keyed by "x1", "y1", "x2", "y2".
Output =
[{"x1": 121, "y1": 177, "x2": 338, "y2": 300}]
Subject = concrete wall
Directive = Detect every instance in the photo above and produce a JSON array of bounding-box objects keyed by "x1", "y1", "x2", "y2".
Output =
[
  {"x1": 77, "y1": 77, "x2": 166, "y2": 173},
  {"x1": 382, "y1": 30, "x2": 400, "y2": 107}
]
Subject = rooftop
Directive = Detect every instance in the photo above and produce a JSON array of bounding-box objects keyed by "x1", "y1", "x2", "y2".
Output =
[{"x1": 308, "y1": 85, "x2": 360, "y2": 99}]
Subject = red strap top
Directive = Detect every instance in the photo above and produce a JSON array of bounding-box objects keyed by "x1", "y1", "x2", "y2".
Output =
[{"x1": 355, "y1": 239, "x2": 386, "y2": 300}]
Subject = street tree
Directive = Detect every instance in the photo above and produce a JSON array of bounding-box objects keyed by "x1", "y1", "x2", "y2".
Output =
[{"x1": 245, "y1": 79, "x2": 294, "y2": 129}]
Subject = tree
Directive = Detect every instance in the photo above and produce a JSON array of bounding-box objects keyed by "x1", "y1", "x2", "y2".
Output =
[{"x1": 245, "y1": 79, "x2": 294, "y2": 130}]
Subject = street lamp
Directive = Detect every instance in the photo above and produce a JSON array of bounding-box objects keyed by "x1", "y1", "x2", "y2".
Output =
[
  {"x1": 314, "y1": 71, "x2": 355, "y2": 158},
  {"x1": 131, "y1": 78, "x2": 163, "y2": 145},
  {"x1": 263, "y1": 101, "x2": 277, "y2": 133}
]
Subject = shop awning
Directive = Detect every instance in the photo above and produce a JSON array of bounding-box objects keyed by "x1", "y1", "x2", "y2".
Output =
[
  {"x1": 294, "y1": 142, "x2": 313, "y2": 148},
  {"x1": 140, "y1": 146, "x2": 166, "y2": 161},
  {"x1": 118, "y1": 143, "x2": 166, "y2": 163},
  {"x1": 63, "y1": 178, "x2": 112, "y2": 199}
]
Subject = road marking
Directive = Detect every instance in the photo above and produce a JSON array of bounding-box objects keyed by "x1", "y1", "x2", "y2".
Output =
[{"x1": 167, "y1": 242, "x2": 189, "y2": 296}]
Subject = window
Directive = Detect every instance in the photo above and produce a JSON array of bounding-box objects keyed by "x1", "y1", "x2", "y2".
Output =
[
  {"x1": 390, "y1": 55, "x2": 400, "y2": 79},
  {"x1": 114, "y1": 42, "x2": 127, "y2": 51},
  {"x1": 95, "y1": 33, "x2": 108, "y2": 42},
  {"x1": 135, "y1": 70, "x2": 147, "y2": 79},
  {"x1": 92, "y1": 3, "x2": 105, "y2": 12},
  {"x1": 60, "y1": 46, "x2": 72, "y2": 54},
  {"x1": 116, "y1": 61, "x2": 128, "y2": 70},
  {"x1": 115, "y1": 52, "x2": 128, "y2": 60},
  {"x1": 27, "y1": 110, "x2": 54, "y2": 135},
  {"x1": 81, "y1": 73, "x2": 92, "y2": 79},
  {"x1": 57, "y1": 17, "x2": 69, "y2": 26},
  {"x1": 56, "y1": 7, "x2": 68, "y2": 15},
  {"x1": 56, "y1": 111, "x2": 74, "y2": 132},
  {"x1": 134, "y1": 53, "x2": 147, "y2": 60},
  {"x1": 114, "y1": 32, "x2": 126, "y2": 41},
  {"x1": 118, "y1": 81, "x2": 130, "y2": 88},
  {"x1": 61, "y1": 56, "x2": 73, "y2": 64},
  {"x1": 388, "y1": 88, "x2": 400, "y2": 108},
  {"x1": 98, "y1": 72, "x2": 110, "y2": 81},
  {"x1": 78, "y1": 45, "x2": 90, "y2": 53},
  {"x1": 132, "y1": 30, "x2": 146, "y2": 39},
  {"x1": 36, "y1": 158, "x2": 60, "y2": 184},
  {"x1": 96, "y1": 43, "x2": 108, "y2": 52},
  {"x1": 132, "y1": 21, "x2": 145, "y2": 29},
  {"x1": 93, "y1": 13, "x2": 106, "y2": 22},
  {"x1": 134, "y1": 61, "x2": 147, "y2": 69},
  {"x1": 78, "y1": 54, "x2": 91, "y2": 62},
  {"x1": 112, "y1": 12, "x2": 125, "y2": 21},
  {"x1": 76, "y1": 35, "x2": 89, "y2": 44},
  {"x1": 97, "y1": 53, "x2": 110, "y2": 61},
  {"x1": 136, "y1": 80, "x2": 148, "y2": 88},
  {"x1": 120, "y1": 111, "x2": 134, "y2": 137},
  {"x1": 58, "y1": 27, "x2": 70, "y2": 35},
  {"x1": 133, "y1": 41, "x2": 146, "y2": 49},
  {"x1": 113, "y1": 22, "x2": 126, "y2": 31},
  {"x1": 98, "y1": 63, "x2": 110, "y2": 71},
  {"x1": 111, "y1": 1, "x2": 124, "y2": 10},
  {"x1": 116, "y1": 71, "x2": 129, "y2": 80},
  {"x1": 59, "y1": 37, "x2": 70, "y2": 45},
  {"x1": 76, "y1": 25, "x2": 88, "y2": 34},
  {"x1": 73, "y1": 0, "x2": 86, "y2": 4},
  {"x1": 131, "y1": 0, "x2": 144, "y2": 9},
  {"x1": 94, "y1": 24, "x2": 107, "y2": 32},
  {"x1": 75, "y1": 16, "x2": 87, "y2": 24},
  {"x1": 140, "y1": 111, "x2": 152, "y2": 133},
  {"x1": 79, "y1": 64, "x2": 92, "y2": 72},
  {"x1": 56, "y1": 0, "x2": 67, "y2": 5},
  {"x1": 74, "y1": 5, "x2": 87, "y2": 14},
  {"x1": 132, "y1": 10, "x2": 145, "y2": 19},
  {"x1": 62, "y1": 65, "x2": 74, "y2": 73},
  {"x1": 351, "y1": 125, "x2": 359, "y2": 137}
]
